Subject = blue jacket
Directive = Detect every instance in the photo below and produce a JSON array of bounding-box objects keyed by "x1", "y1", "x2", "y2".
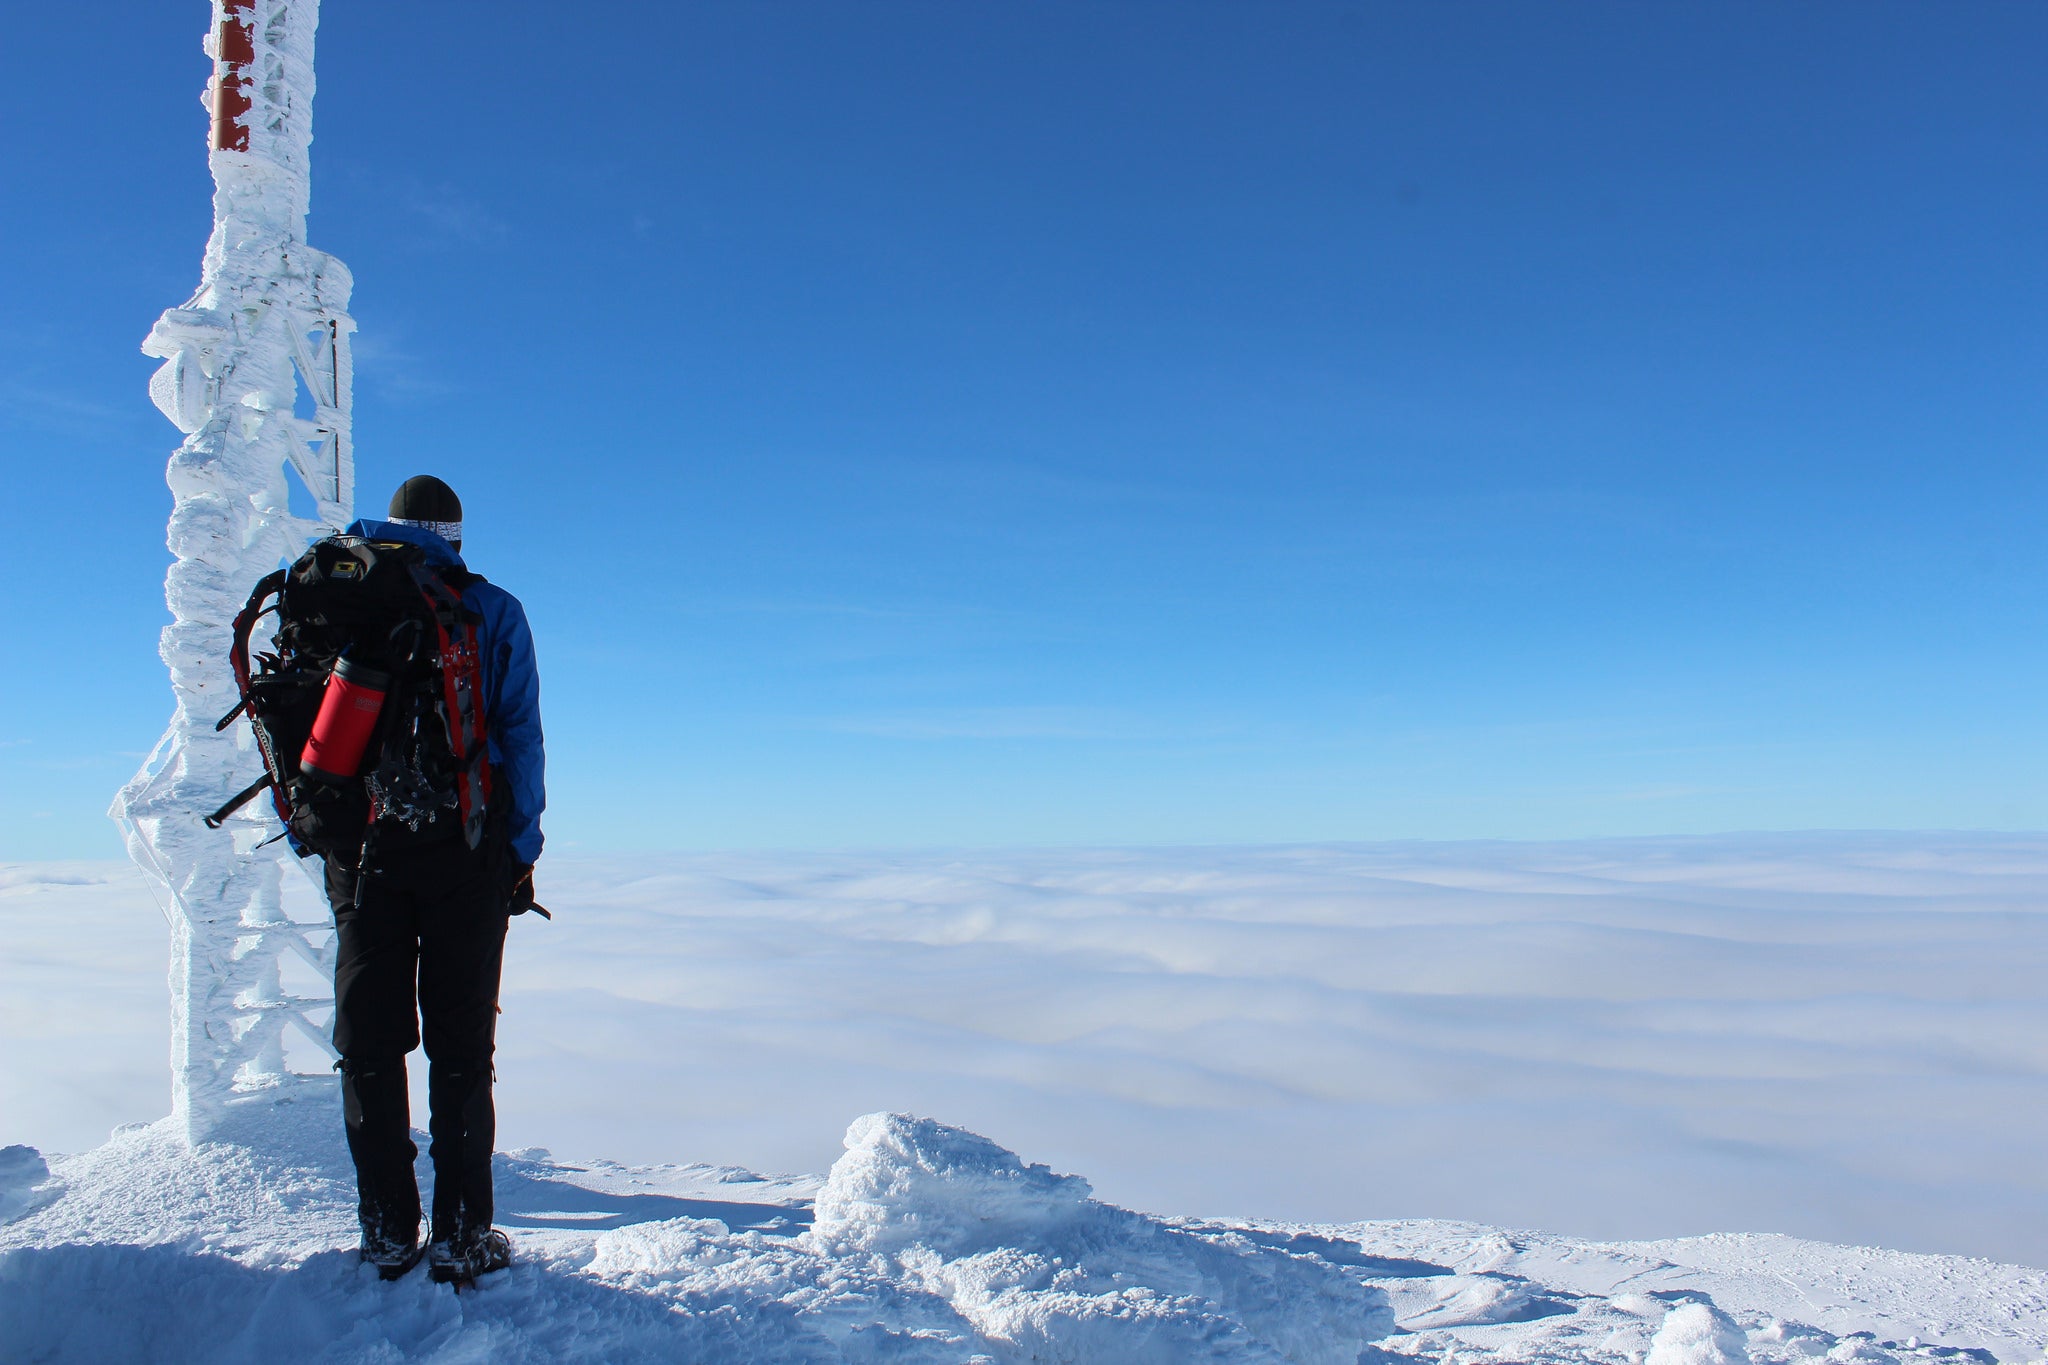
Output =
[{"x1": 348, "y1": 519, "x2": 547, "y2": 864}]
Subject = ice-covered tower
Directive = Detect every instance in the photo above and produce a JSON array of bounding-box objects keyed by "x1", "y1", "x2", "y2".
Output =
[{"x1": 111, "y1": 0, "x2": 355, "y2": 1143}]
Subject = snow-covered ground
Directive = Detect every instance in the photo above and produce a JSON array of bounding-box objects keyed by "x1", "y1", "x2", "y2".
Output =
[
  {"x1": 5, "y1": 834, "x2": 2048, "y2": 1360},
  {"x1": 3, "y1": 1102, "x2": 2043, "y2": 1362}
]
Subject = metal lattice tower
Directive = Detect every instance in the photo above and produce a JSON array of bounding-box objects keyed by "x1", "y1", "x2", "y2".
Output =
[{"x1": 111, "y1": 0, "x2": 355, "y2": 1143}]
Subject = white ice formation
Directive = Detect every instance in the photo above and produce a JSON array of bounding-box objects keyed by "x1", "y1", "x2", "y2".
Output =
[
  {"x1": 110, "y1": 0, "x2": 354, "y2": 1143},
  {"x1": 812, "y1": 1112, "x2": 1394, "y2": 1363},
  {"x1": 1648, "y1": 1302, "x2": 1755, "y2": 1365}
]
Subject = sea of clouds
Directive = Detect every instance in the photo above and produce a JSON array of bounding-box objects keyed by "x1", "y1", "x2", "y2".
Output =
[{"x1": 4, "y1": 832, "x2": 2044, "y2": 1267}]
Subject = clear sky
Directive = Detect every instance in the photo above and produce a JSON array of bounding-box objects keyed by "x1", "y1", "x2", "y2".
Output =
[{"x1": 3, "y1": 2, "x2": 2046, "y2": 859}]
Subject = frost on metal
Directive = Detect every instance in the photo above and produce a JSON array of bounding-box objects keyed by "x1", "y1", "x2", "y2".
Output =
[{"x1": 111, "y1": 0, "x2": 354, "y2": 1144}]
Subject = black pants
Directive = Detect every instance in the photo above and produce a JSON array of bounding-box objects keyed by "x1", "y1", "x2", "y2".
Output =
[{"x1": 326, "y1": 837, "x2": 508, "y2": 1242}]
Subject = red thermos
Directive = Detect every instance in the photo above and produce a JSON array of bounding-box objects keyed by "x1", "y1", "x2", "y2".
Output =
[{"x1": 300, "y1": 658, "x2": 391, "y2": 784}]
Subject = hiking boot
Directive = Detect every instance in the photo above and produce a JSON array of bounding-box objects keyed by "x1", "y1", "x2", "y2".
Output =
[
  {"x1": 359, "y1": 1223, "x2": 424, "y2": 1281},
  {"x1": 427, "y1": 1226, "x2": 512, "y2": 1286}
]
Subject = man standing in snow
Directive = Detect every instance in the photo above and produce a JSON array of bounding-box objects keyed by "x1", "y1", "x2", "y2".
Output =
[{"x1": 327, "y1": 474, "x2": 546, "y2": 1284}]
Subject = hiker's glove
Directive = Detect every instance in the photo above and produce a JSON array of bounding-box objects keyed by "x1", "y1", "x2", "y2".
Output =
[{"x1": 506, "y1": 860, "x2": 539, "y2": 915}]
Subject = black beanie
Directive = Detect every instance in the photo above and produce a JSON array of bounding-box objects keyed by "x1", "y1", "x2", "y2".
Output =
[{"x1": 388, "y1": 475, "x2": 463, "y2": 545}]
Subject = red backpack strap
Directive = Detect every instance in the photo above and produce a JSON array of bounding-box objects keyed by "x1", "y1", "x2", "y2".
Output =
[
  {"x1": 411, "y1": 567, "x2": 494, "y2": 849},
  {"x1": 201, "y1": 568, "x2": 291, "y2": 828},
  {"x1": 215, "y1": 568, "x2": 289, "y2": 732}
]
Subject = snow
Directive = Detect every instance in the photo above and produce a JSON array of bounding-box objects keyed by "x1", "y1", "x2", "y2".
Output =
[
  {"x1": 813, "y1": 1112, "x2": 1392, "y2": 1361},
  {"x1": 1, "y1": 1104, "x2": 1389, "y2": 1363},
  {"x1": 1646, "y1": 1303, "x2": 1750, "y2": 1365},
  {"x1": 2, "y1": 1102, "x2": 2042, "y2": 1363},
  {"x1": 7, "y1": 833, "x2": 2048, "y2": 1359}
]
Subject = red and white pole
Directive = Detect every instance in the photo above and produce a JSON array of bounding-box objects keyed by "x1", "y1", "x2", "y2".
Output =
[{"x1": 210, "y1": 0, "x2": 255, "y2": 152}]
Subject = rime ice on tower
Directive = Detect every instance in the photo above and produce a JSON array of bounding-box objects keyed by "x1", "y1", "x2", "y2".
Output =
[{"x1": 110, "y1": 0, "x2": 354, "y2": 1143}]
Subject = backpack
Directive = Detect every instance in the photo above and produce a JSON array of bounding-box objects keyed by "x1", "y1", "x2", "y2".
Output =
[{"x1": 206, "y1": 534, "x2": 494, "y2": 860}]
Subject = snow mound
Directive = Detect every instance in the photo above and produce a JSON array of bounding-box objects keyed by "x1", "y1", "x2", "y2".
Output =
[
  {"x1": 1399, "y1": 1273, "x2": 1572, "y2": 1329},
  {"x1": 815, "y1": 1111, "x2": 1096, "y2": 1257},
  {"x1": 815, "y1": 1112, "x2": 1394, "y2": 1363},
  {"x1": 1649, "y1": 1302, "x2": 1752, "y2": 1365}
]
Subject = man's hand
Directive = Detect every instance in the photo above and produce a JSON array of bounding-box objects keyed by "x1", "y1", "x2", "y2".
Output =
[{"x1": 505, "y1": 860, "x2": 549, "y2": 918}]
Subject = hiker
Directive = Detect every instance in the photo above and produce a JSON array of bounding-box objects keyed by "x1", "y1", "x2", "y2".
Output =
[
  {"x1": 323, "y1": 476, "x2": 546, "y2": 1283},
  {"x1": 210, "y1": 473, "x2": 546, "y2": 1282}
]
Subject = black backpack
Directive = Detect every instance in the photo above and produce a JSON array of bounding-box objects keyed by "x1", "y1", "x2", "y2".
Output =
[{"x1": 206, "y1": 534, "x2": 494, "y2": 860}]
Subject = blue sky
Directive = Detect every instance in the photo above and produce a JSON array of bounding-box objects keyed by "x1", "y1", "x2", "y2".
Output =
[{"x1": 4, "y1": 2, "x2": 2047, "y2": 859}]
